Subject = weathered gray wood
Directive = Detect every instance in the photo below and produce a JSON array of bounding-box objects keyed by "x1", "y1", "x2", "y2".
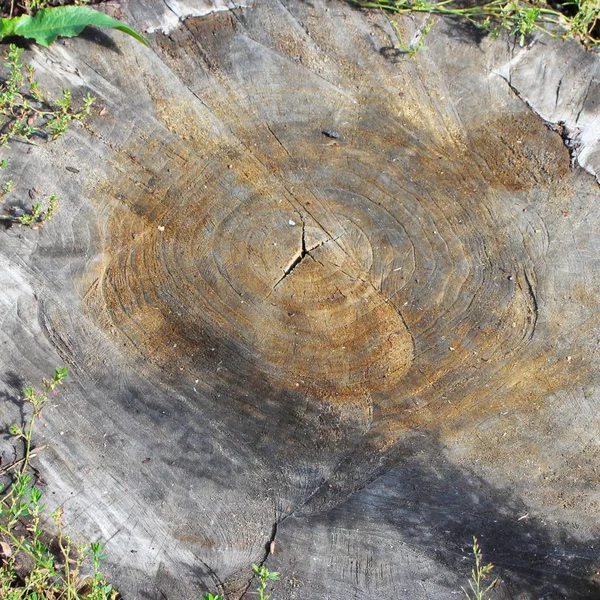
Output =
[
  {"x1": 494, "y1": 38, "x2": 600, "y2": 181},
  {"x1": 1, "y1": 1, "x2": 600, "y2": 599}
]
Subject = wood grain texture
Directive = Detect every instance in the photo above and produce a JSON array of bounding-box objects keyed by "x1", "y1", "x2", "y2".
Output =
[
  {"x1": 495, "y1": 39, "x2": 600, "y2": 182},
  {"x1": 0, "y1": 1, "x2": 600, "y2": 599}
]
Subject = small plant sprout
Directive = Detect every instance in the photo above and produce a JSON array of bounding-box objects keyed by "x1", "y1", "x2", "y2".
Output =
[
  {"x1": 3, "y1": 367, "x2": 68, "y2": 488},
  {"x1": 386, "y1": 11, "x2": 434, "y2": 56},
  {"x1": 0, "y1": 179, "x2": 13, "y2": 197},
  {"x1": 463, "y1": 536, "x2": 499, "y2": 600},
  {"x1": 202, "y1": 564, "x2": 280, "y2": 600},
  {"x1": 0, "y1": 160, "x2": 59, "y2": 230},
  {"x1": 0, "y1": 44, "x2": 95, "y2": 147},
  {"x1": 18, "y1": 194, "x2": 59, "y2": 227},
  {"x1": 0, "y1": 192, "x2": 60, "y2": 228},
  {"x1": 252, "y1": 563, "x2": 280, "y2": 600}
]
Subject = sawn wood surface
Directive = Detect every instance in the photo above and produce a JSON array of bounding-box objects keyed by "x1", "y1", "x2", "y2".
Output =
[{"x1": 1, "y1": 1, "x2": 600, "y2": 598}]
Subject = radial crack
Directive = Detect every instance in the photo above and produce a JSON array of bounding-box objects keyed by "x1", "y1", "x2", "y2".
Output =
[
  {"x1": 239, "y1": 522, "x2": 279, "y2": 599},
  {"x1": 273, "y1": 218, "x2": 309, "y2": 289}
]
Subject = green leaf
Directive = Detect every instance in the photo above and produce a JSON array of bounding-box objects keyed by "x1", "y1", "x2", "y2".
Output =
[{"x1": 0, "y1": 6, "x2": 149, "y2": 47}]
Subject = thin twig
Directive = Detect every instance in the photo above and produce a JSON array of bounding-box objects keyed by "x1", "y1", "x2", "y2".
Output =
[{"x1": 0, "y1": 447, "x2": 45, "y2": 475}]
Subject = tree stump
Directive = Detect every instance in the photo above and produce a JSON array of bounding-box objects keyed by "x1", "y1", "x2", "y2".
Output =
[{"x1": 1, "y1": 0, "x2": 600, "y2": 598}]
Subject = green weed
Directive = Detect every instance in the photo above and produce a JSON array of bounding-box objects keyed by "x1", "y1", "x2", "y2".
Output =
[
  {"x1": 0, "y1": 368, "x2": 118, "y2": 599},
  {"x1": 0, "y1": 158, "x2": 12, "y2": 200},
  {"x1": 386, "y1": 10, "x2": 434, "y2": 55},
  {"x1": 0, "y1": 43, "x2": 93, "y2": 229},
  {"x1": 252, "y1": 563, "x2": 280, "y2": 600},
  {"x1": 354, "y1": 0, "x2": 600, "y2": 49},
  {"x1": 0, "y1": 189, "x2": 59, "y2": 228},
  {"x1": 463, "y1": 536, "x2": 498, "y2": 600},
  {"x1": 0, "y1": 44, "x2": 95, "y2": 147},
  {"x1": 0, "y1": 158, "x2": 59, "y2": 227}
]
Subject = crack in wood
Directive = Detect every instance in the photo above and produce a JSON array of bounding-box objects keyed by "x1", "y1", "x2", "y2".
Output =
[
  {"x1": 272, "y1": 218, "x2": 307, "y2": 289},
  {"x1": 523, "y1": 269, "x2": 538, "y2": 341},
  {"x1": 272, "y1": 217, "x2": 340, "y2": 290},
  {"x1": 499, "y1": 70, "x2": 585, "y2": 172},
  {"x1": 239, "y1": 522, "x2": 279, "y2": 599},
  {"x1": 555, "y1": 77, "x2": 563, "y2": 109}
]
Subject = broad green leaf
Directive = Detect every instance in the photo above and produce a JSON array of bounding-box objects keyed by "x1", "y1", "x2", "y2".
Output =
[{"x1": 0, "y1": 6, "x2": 149, "y2": 47}]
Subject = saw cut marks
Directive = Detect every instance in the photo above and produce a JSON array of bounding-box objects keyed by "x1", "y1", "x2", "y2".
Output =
[
  {"x1": 97, "y1": 139, "x2": 416, "y2": 397},
  {"x1": 85, "y1": 1, "x2": 574, "y2": 413},
  {"x1": 91, "y1": 102, "x2": 555, "y2": 411}
]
